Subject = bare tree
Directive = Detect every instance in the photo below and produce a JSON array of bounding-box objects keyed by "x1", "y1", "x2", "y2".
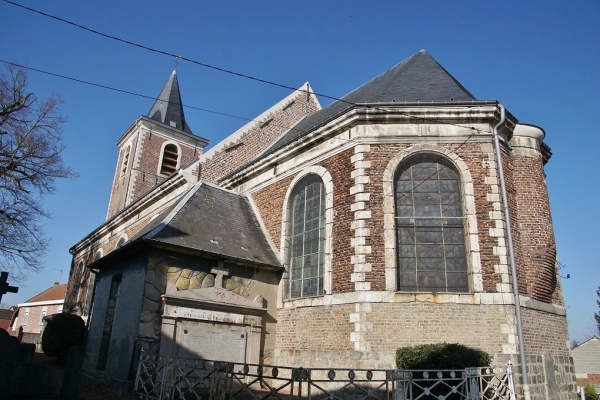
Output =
[{"x1": 0, "y1": 62, "x2": 75, "y2": 280}]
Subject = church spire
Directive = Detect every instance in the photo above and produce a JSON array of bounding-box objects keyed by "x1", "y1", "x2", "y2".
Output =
[{"x1": 147, "y1": 70, "x2": 193, "y2": 134}]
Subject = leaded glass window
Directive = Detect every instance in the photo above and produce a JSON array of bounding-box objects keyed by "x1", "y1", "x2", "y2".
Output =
[
  {"x1": 289, "y1": 176, "x2": 325, "y2": 298},
  {"x1": 395, "y1": 154, "x2": 468, "y2": 292}
]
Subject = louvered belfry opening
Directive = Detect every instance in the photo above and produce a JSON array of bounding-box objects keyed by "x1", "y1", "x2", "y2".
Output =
[{"x1": 160, "y1": 144, "x2": 179, "y2": 175}]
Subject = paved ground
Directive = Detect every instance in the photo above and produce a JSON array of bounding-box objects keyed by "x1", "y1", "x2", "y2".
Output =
[{"x1": 33, "y1": 352, "x2": 138, "y2": 399}]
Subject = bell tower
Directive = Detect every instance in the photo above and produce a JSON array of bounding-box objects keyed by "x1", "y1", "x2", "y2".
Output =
[{"x1": 106, "y1": 70, "x2": 208, "y2": 220}]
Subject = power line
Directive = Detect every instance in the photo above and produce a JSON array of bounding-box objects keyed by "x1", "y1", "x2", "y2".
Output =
[
  {"x1": 2, "y1": 0, "x2": 343, "y2": 103},
  {"x1": 3, "y1": 0, "x2": 495, "y2": 137},
  {"x1": 0, "y1": 59, "x2": 297, "y2": 128}
]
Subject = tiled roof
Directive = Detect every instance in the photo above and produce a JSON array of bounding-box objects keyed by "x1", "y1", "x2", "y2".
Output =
[
  {"x1": 24, "y1": 283, "x2": 67, "y2": 303},
  {"x1": 0, "y1": 309, "x2": 14, "y2": 320},
  {"x1": 128, "y1": 182, "x2": 281, "y2": 268}
]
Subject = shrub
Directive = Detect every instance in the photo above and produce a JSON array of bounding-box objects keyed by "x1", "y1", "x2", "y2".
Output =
[
  {"x1": 41, "y1": 312, "x2": 85, "y2": 362},
  {"x1": 584, "y1": 383, "x2": 598, "y2": 400},
  {"x1": 396, "y1": 342, "x2": 492, "y2": 370}
]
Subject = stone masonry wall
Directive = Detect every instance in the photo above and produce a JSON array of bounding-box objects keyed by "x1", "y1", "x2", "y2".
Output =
[
  {"x1": 275, "y1": 302, "x2": 513, "y2": 369},
  {"x1": 138, "y1": 251, "x2": 280, "y2": 359}
]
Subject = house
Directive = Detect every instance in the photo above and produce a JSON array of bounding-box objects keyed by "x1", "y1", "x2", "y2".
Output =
[
  {"x1": 66, "y1": 50, "x2": 576, "y2": 398},
  {"x1": 0, "y1": 307, "x2": 15, "y2": 331},
  {"x1": 10, "y1": 283, "x2": 66, "y2": 344},
  {"x1": 571, "y1": 336, "x2": 600, "y2": 391}
]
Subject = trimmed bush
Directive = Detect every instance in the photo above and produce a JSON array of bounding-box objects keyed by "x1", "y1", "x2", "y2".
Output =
[
  {"x1": 396, "y1": 342, "x2": 491, "y2": 370},
  {"x1": 41, "y1": 313, "x2": 85, "y2": 362}
]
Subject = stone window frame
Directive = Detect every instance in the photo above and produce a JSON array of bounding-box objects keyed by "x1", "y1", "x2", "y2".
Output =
[
  {"x1": 158, "y1": 141, "x2": 181, "y2": 176},
  {"x1": 280, "y1": 166, "x2": 333, "y2": 301},
  {"x1": 23, "y1": 308, "x2": 30, "y2": 326},
  {"x1": 120, "y1": 144, "x2": 131, "y2": 178},
  {"x1": 116, "y1": 235, "x2": 128, "y2": 249},
  {"x1": 383, "y1": 144, "x2": 482, "y2": 293}
]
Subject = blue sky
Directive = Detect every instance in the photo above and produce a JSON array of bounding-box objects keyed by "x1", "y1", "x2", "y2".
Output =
[{"x1": 1, "y1": 1, "x2": 598, "y2": 343}]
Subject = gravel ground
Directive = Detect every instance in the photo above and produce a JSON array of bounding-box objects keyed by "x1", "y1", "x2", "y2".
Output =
[{"x1": 33, "y1": 352, "x2": 138, "y2": 400}]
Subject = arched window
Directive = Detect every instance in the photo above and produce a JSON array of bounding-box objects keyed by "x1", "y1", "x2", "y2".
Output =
[
  {"x1": 288, "y1": 175, "x2": 326, "y2": 298},
  {"x1": 159, "y1": 143, "x2": 179, "y2": 175},
  {"x1": 395, "y1": 154, "x2": 467, "y2": 292}
]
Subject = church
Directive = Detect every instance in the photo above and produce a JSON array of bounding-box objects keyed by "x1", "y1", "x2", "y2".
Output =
[{"x1": 65, "y1": 50, "x2": 576, "y2": 398}]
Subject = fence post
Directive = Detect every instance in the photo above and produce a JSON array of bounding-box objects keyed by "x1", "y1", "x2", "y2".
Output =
[
  {"x1": 465, "y1": 367, "x2": 480, "y2": 400},
  {"x1": 388, "y1": 370, "x2": 410, "y2": 400},
  {"x1": 506, "y1": 361, "x2": 516, "y2": 400}
]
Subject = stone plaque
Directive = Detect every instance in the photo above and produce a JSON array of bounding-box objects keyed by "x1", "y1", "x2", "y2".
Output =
[{"x1": 177, "y1": 324, "x2": 247, "y2": 363}]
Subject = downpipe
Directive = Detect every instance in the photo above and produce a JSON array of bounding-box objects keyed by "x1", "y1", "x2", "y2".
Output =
[{"x1": 493, "y1": 104, "x2": 531, "y2": 400}]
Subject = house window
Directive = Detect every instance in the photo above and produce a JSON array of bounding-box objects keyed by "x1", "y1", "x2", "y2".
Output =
[
  {"x1": 288, "y1": 175, "x2": 325, "y2": 298},
  {"x1": 23, "y1": 309, "x2": 29, "y2": 325},
  {"x1": 395, "y1": 154, "x2": 468, "y2": 292},
  {"x1": 159, "y1": 143, "x2": 179, "y2": 175},
  {"x1": 40, "y1": 307, "x2": 47, "y2": 325}
]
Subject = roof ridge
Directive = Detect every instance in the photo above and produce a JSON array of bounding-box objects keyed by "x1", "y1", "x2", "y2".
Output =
[{"x1": 24, "y1": 283, "x2": 67, "y2": 303}]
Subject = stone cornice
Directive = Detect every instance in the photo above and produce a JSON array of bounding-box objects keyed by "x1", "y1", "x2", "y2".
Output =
[
  {"x1": 117, "y1": 116, "x2": 209, "y2": 148},
  {"x1": 219, "y1": 103, "x2": 516, "y2": 190}
]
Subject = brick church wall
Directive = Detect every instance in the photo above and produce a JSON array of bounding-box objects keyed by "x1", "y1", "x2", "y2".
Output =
[
  {"x1": 251, "y1": 148, "x2": 356, "y2": 295},
  {"x1": 129, "y1": 132, "x2": 200, "y2": 204},
  {"x1": 247, "y1": 128, "x2": 570, "y2": 386},
  {"x1": 200, "y1": 92, "x2": 320, "y2": 184},
  {"x1": 510, "y1": 143, "x2": 559, "y2": 304},
  {"x1": 107, "y1": 126, "x2": 202, "y2": 220}
]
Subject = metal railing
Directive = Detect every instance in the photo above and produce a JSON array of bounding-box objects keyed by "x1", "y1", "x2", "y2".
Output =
[{"x1": 134, "y1": 349, "x2": 515, "y2": 400}]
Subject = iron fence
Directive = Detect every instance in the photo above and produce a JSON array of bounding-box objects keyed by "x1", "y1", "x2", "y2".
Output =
[{"x1": 134, "y1": 350, "x2": 515, "y2": 400}]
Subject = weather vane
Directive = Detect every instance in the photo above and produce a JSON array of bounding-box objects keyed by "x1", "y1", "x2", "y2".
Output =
[{"x1": 174, "y1": 52, "x2": 181, "y2": 70}]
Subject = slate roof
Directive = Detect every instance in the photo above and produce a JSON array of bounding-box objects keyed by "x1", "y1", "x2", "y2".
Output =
[
  {"x1": 147, "y1": 70, "x2": 193, "y2": 134},
  {"x1": 22, "y1": 283, "x2": 66, "y2": 304},
  {"x1": 128, "y1": 182, "x2": 281, "y2": 268},
  {"x1": 259, "y1": 50, "x2": 477, "y2": 162}
]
